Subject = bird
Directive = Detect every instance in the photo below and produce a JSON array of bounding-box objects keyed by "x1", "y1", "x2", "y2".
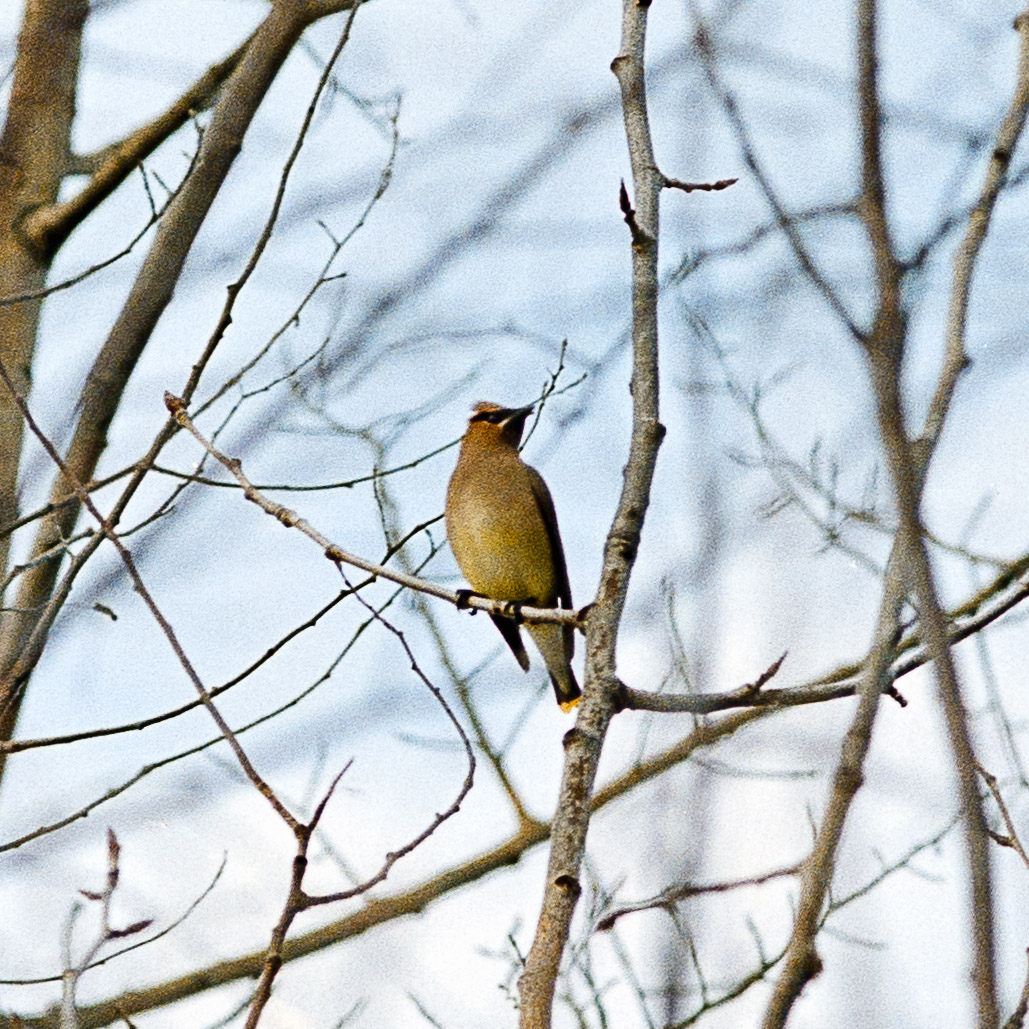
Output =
[{"x1": 445, "y1": 401, "x2": 580, "y2": 711}]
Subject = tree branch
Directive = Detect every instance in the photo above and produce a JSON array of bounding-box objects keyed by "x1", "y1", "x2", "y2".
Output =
[
  {"x1": 165, "y1": 392, "x2": 583, "y2": 628},
  {"x1": 763, "y1": 6, "x2": 1029, "y2": 1025},
  {"x1": 2, "y1": 710, "x2": 766, "y2": 1029},
  {"x1": 0, "y1": 0, "x2": 88, "y2": 637},
  {"x1": 518, "y1": 1, "x2": 667, "y2": 1022},
  {"x1": 21, "y1": 35, "x2": 253, "y2": 257},
  {"x1": 0, "y1": 0, "x2": 361, "y2": 778}
]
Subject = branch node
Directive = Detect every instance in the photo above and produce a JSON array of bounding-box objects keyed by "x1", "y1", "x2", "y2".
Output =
[
  {"x1": 552, "y1": 874, "x2": 581, "y2": 898},
  {"x1": 618, "y1": 180, "x2": 653, "y2": 249},
  {"x1": 744, "y1": 651, "x2": 788, "y2": 694},
  {"x1": 163, "y1": 391, "x2": 187, "y2": 418},
  {"x1": 275, "y1": 507, "x2": 298, "y2": 528},
  {"x1": 610, "y1": 677, "x2": 629, "y2": 713}
]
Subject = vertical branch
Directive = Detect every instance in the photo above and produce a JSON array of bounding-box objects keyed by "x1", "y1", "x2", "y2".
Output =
[
  {"x1": 760, "y1": 560, "x2": 907, "y2": 1027},
  {"x1": 857, "y1": 1, "x2": 998, "y2": 1023},
  {"x1": 765, "y1": 6, "x2": 1029, "y2": 1026},
  {"x1": 517, "y1": 0, "x2": 665, "y2": 1024},
  {"x1": 871, "y1": 389, "x2": 998, "y2": 1029},
  {"x1": 0, "y1": 0, "x2": 88, "y2": 602}
]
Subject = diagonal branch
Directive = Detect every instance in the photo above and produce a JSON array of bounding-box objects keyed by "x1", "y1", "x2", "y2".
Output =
[
  {"x1": 763, "y1": 7, "x2": 1029, "y2": 1026},
  {"x1": 693, "y1": 13, "x2": 864, "y2": 342},
  {"x1": 165, "y1": 393, "x2": 582, "y2": 628},
  {"x1": 0, "y1": 0, "x2": 362, "y2": 778},
  {"x1": 22, "y1": 35, "x2": 253, "y2": 258},
  {"x1": 919, "y1": 9, "x2": 1029, "y2": 461}
]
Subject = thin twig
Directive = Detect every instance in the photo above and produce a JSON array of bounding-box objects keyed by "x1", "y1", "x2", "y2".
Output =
[
  {"x1": 596, "y1": 862, "x2": 801, "y2": 932},
  {"x1": 1, "y1": 855, "x2": 225, "y2": 986},
  {"x1": 976, "y1": 763, "x2": 1029, "y2": 871}
]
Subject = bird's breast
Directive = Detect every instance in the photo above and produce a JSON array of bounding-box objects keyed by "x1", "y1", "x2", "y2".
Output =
[{"x1": 446, "y1": 459, "x2": 557, "y2": 603}]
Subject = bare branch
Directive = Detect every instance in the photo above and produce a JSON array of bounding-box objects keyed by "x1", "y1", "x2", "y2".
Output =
[
  {"x1": 21, "y1": 36, "x2": 253, "y2": 256},
  {"x1": 518, "y1": 0, "x2": 668, "y2": 1022},
  {"x1": 977, "y1": 763, "x2": 1029, "y2": 872},
  {"x1": 1003, "y1": 951, "x2": 1029, "y2": 1029},
  {"x1": 165, "y1": 393, "x2": 582, "y2": 629},
  {"x1": 0, "y1": 544, "x2": 440, "y2": 854},
  {"x1": 1, "y1": 856, "x2": 226, "y2": 987},
  {"x1": 1, "y1": 712, "x2": 766, "y2": 1028},
  {"x1": 763, "y1": 6, "x2": 1029, "y2": 1026},
  {"x1": 919, "y1": 9, "x2": 1029, "y2": 461},
  {"x1": 0, "y1": 353, "x2": 303, "y2": 835},
  {"x1": 693, "y1": 14, "x2": 864, "y2": 342},
  {"x1": 621, "y1": 561, "x2": 1029, "y2": 713},
  {"x1": 0, "y1": 156, "x2": 200, "y2": 309},
  {"x1": 0, "y1": 0, "x2": 364, "y2": 777},
  {"x1": 0, "y1": 0, "x2": 88, "y2": 636},
  {"x1": 596, "y1": 862, "x2": 801, "y2": 932},
  {"x1": 303, "y1": 576, "x2": 475, "y2": 907},
  {"x1": 58, "y1": 831, "x2": 152, "y2": 1029}
]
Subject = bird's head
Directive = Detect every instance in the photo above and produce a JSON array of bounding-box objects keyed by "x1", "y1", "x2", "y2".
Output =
[{"x1": 464, "y1": 401, "x2": 534, "y2": 448}]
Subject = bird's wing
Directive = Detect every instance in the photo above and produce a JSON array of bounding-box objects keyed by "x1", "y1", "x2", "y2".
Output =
[
  {"x1": 526, "y1": 465, "x2": 574, "y2": 662},
  {"x1": 527, "y1": 465, "x2": 574, "y2": 661}
]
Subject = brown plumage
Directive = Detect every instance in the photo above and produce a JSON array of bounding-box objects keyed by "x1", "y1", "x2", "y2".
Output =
[{"x1": 445, "y1": 401, "x2": 579, "y2": 710}]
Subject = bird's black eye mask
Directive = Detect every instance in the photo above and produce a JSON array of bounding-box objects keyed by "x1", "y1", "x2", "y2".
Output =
[{"x1": 470, "y1": 408, "x2": 520, "y2": 425}]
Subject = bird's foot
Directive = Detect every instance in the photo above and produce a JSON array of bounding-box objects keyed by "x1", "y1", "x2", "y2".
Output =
[
  {"x1": 501, "y1": 600, "x2": 526, "y2": 624},
  {"x1": 455, "y1": 588, "x2": 480, "y2": 614}
]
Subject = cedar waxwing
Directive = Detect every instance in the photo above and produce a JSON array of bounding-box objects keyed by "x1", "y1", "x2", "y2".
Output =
[{"x1": 445, "y1": 401, "x2": 580, "y2": 711}]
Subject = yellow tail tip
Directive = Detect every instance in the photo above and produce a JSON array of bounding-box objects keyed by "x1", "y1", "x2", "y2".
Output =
[{"x1": 559, "y1": 696, "x2": 581, "y2": 713}]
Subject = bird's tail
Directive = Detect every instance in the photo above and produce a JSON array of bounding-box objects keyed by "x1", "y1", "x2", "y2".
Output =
[
  {"x1": 551, "y1": 664, "x2": 581, "y2": 712},
  {"x1": 527, "y1": 623, "x2": 581, "y2": 711}
]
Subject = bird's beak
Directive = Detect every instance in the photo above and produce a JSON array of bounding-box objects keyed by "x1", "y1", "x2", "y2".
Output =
[
  {"x1": 496, "y1": 404, "x2": 534, "y2": 445},
  {"x1": 501, "y1": 404, "x2": 534, "y2": 427}
]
